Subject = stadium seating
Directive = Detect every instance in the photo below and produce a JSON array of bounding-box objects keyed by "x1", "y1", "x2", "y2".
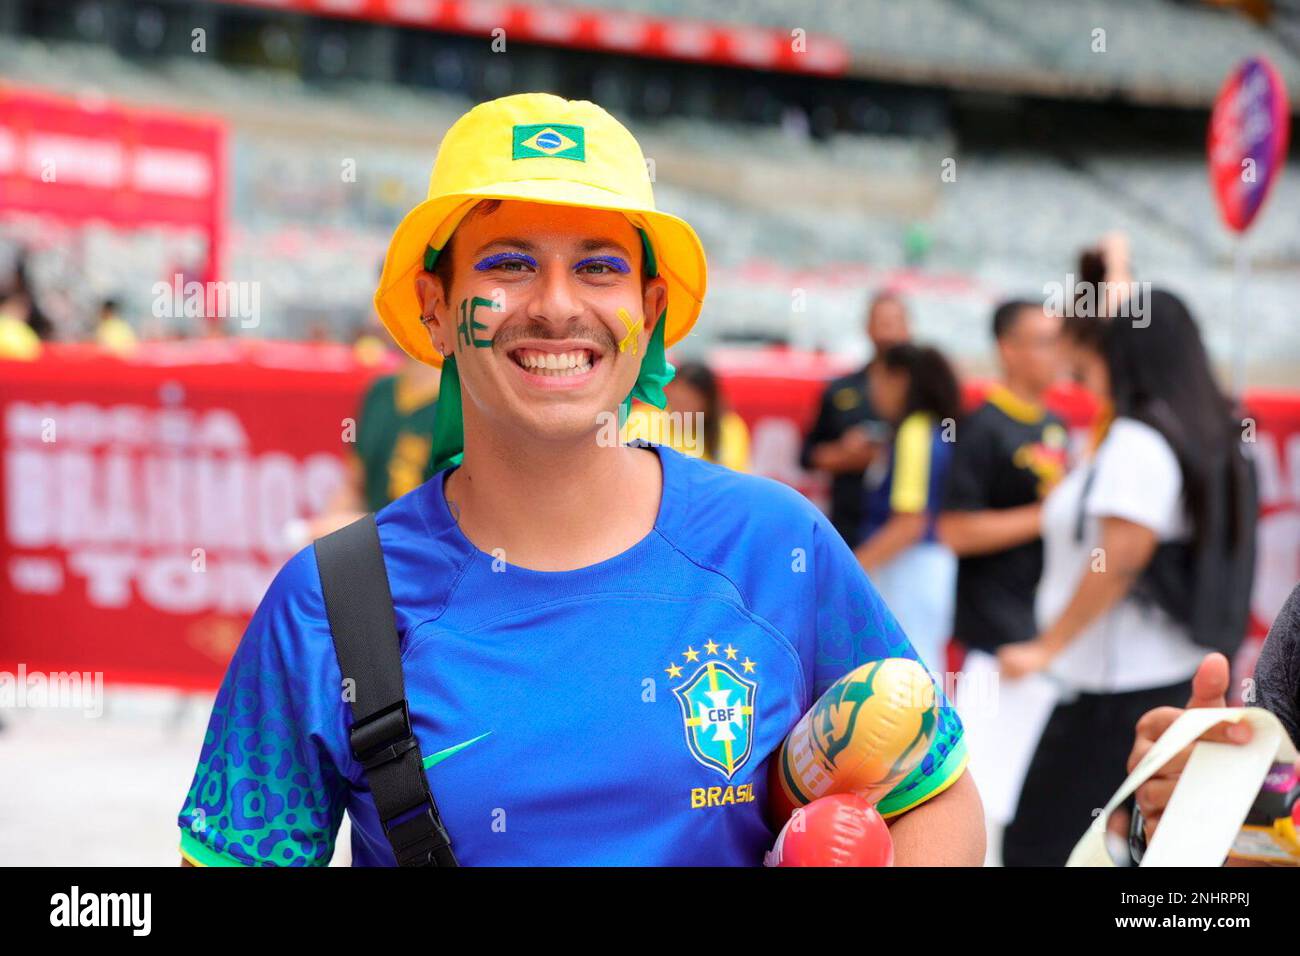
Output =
[
  {"x1": 1, "y1": 30, "x2": 1297, "y2": 381},
  {"x1": 538, "y1": 0, "x2": 1300, "y2": 101}
]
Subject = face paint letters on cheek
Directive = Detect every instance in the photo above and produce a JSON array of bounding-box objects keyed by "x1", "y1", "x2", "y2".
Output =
[
  {"x1": 456, "y1": 296, "x2": 495, "y2": 350},
  {"x1": 616, "y1": 308, "x2": 643, "y2": 356}
]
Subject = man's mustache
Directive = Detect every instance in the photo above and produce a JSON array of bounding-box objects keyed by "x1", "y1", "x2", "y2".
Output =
[{"x1": 493, "y1": 320, "x2": 618, "y2": 353}]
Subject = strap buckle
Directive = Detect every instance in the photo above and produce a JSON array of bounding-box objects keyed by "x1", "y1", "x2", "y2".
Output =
[
  {"x1": 350, "y1": 700, "x2": 415, "y2": 770},
  {"x1": 384, "y1": 806, "x2": 455, "y2": 867},
  {"x1": 349, "y1": 700, "x2": 459, "y2": 866}
]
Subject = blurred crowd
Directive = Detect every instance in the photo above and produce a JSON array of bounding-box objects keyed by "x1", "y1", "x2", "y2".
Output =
[
  {"x1": 0, "y1": 250, "x2": 168, "y2": 356},
  {"x1": 1, "y1": 228, "x2": 1277, "y2": 866},
  {"x1": 804, "y1": 239, "x2": 1265, "y2": 865}
]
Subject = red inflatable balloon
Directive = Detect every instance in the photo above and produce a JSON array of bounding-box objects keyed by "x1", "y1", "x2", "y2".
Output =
[{"x1": 765, "y1": 793, "x2": 894, "y2": 867}]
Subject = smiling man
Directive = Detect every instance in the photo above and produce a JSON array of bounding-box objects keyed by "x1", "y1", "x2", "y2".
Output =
[{"x1": 176, "y1": 93, "x2": 982, "y2": 867}]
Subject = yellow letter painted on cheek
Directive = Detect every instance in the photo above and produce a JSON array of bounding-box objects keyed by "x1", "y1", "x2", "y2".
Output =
[{"x1": 616, "y1": 308, "x2": 643, "y2": 356}]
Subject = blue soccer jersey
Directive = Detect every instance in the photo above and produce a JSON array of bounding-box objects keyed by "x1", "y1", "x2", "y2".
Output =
[{"x1": 177, "y1": 443, "x2": 967, "y2": 866}]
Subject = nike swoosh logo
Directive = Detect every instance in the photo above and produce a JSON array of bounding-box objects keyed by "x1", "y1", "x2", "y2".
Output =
[{"x1": 422, "y1": 731, "x2": 492, "y2": 770}]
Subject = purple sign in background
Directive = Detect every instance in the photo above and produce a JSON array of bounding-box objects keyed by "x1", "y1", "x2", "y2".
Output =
[{"x1": 1208, "y1": 56, "x2": 1291, "y2": 233}]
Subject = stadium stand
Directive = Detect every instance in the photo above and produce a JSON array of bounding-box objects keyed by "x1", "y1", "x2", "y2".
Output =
[
  {"x1": 1, "y1": 0, "x2": 1298, "y2": 379},
  {"x1": 537, "y1": 0, "x2": 1300, "y2": 102}
]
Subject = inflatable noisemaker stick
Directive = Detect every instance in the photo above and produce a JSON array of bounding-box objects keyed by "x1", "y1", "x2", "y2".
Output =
[
  {"x1": 1068, "y1": 707, "x2": 1300, "y2": 866},
  {"x1": 769, "y1": 657, "x2": 940, "y2": 828}
]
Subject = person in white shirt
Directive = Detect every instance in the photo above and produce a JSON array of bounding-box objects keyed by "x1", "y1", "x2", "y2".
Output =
[{"x1": 998, "y1": 289, "x2": 1240, "y2": 865}]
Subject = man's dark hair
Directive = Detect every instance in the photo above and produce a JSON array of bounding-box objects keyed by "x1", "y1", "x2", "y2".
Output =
[
  {"x1": 991, "y1": 299, "x2": 1040, "y2": 340},
  {"x1": 432, "y1": 199, "x2": 503, "y2": 294}
]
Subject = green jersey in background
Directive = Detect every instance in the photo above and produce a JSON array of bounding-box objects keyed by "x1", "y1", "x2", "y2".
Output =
[{"x1": 355, "y1": 371, "x2": 440, "y2": 512}]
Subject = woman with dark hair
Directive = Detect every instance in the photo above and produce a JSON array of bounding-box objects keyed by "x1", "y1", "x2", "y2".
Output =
[
  {"x1": 854, "y1": 344, "x2": 963, "y2": 671},
  {"x1": 624, "y1": 360, "x2": 751, "y2": 471},
  {"x1": 999, "y1": 288, "x2": 1244, "y2": 866},
  {"x1": 665, "y1": 361, "x2": 750, "y2": 470}
]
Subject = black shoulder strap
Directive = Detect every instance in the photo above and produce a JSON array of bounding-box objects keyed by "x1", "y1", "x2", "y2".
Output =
[{"x1": 314, "y1": 515, "x2": 457, "y2": 867}]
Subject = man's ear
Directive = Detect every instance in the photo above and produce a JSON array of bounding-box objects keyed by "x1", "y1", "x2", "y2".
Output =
[
  {"x1": 642, "y1": 276, "x2": 669, "y2": 336},
  {"x1": 415, "y1": 271, "x2": 451, "y2": 354}
]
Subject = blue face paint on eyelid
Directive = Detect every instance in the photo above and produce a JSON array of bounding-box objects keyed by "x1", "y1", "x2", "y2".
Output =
[
  {"x1": 575, "y1": 256, "x2": 631, "y2": 274},
  {"x1": 474, "y1": 252, "x2": 537, "y2": 271}
]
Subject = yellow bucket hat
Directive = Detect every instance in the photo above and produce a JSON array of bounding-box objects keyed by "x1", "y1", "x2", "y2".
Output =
[{"x1": 373, "y1": 92, "x2": 707, "y2": 369}]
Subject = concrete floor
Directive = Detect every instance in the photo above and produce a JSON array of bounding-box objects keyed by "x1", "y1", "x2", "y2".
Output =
[
  {"x1": 2, "y1": 690, "x2": 1027, "y2": 867},
  {"x1": 0, "y1": 688, "x2": 350, "y2": 867}
]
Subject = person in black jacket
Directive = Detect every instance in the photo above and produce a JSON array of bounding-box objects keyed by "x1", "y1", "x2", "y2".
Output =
[
  {"x1": 800, "y1": 291, "x2": 910, "y2": 546},
  {"x1": 1256, "y1": 585, "x2": 1300, "y2": 748}
]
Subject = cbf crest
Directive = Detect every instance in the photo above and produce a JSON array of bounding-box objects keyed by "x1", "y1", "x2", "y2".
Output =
[{"x1": 667, "y1": 640, "x2": 758, "y2": 780}]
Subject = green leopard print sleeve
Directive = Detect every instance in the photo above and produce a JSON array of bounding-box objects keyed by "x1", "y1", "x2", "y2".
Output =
[{"x1": 177, "y1": 561, "x2": 349, "y2": 866}]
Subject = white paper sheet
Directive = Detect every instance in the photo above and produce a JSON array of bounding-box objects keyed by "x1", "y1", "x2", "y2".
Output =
[
  {"x1": 1067, "y1": 707, "x2": 1300, "y2": 867},
  {"x1": 955, "y1": 648, "x2": 1061, "y2": 825}
]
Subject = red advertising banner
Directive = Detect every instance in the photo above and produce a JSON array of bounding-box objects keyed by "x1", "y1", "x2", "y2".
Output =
[
  {"x1": 0, "y1": 342, "x2": 386, "y2": 689},
  {"x1": 0, "y1": 86, "x2": 227, "y2": 283},
  {"x1": 1, "y1": 343, "x2": 1296, "y2": 690},
  {"x1": 218, "y1": 0, "x2": 849, "y2": 74}
]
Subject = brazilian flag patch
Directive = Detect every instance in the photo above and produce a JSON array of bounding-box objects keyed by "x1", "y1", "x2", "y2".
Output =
[{"x1": 512, "y1": 124, "x2": 585, "y2": 161}]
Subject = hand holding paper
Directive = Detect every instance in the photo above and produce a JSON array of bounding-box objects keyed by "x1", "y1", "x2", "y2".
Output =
[
  {"x1": 1128, "y1": 653, "x2": 1246, "y2": 843},
  {"x1": 1068, "y1": 704, "x2": 1300, "y2": 866}
]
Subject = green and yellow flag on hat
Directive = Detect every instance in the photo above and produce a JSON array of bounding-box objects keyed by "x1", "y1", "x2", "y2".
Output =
[{"x1": 373, "y1": 92, "x2": 708, "y2": 473}]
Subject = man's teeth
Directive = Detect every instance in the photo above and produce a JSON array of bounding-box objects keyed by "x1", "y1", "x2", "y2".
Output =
[{"x1": 513, "y1": 349, "x2": 594, "y2": 376}]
